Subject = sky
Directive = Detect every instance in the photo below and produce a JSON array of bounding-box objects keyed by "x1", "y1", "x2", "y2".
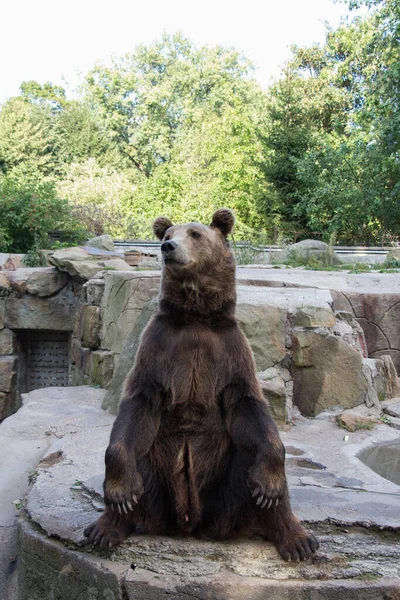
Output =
[{"x1": 1, "y1": 0, "x2": 358, "y2": 103}]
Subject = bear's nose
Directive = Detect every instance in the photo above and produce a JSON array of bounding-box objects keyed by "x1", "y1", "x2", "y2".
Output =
[{"x1": 161, "y1": 240, "x2": 177, "y2": 254}]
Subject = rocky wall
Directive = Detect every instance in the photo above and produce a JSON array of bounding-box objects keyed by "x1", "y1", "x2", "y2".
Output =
[
  {"x1": 0, "y1": 268, "x2": 81, "y2": 420},
  {"x1": 332, "y1": 291, "x2": 400, "y2": 374},
  {"x1": 69, "y1": 272, "x2": 161, "y2": 388},
  {"x1": 1, "y1": 256, "x2": 399, "y2": 426}
]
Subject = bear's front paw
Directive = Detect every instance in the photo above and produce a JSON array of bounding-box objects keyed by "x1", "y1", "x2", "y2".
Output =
[
  {"x1": 247, "y1": 467, "x2": 285, "y2": 509},
  {"x1": 104, "y1": 474, "x2": 144, "y2": 514}
]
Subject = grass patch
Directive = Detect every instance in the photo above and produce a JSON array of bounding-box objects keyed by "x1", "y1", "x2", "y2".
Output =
[
  {"x1": 337, "y1": 416, "x2": 376, "y2": 432},
  {"x1": 233, "y1": 244, "x2": 264, "y2": 265}
]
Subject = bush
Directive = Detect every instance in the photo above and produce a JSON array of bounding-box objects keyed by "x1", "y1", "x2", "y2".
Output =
[{"x1": 0, "y1": 175, "x2": 83, "y2": 253}]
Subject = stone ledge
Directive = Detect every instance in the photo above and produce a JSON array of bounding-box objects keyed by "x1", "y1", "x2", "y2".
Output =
[
  {"x1": 18, "y1": 519, "x2": 400, "y2": 600},
  {"x1": 6, "y1": 387, "x2": 400, "y2": 599}
]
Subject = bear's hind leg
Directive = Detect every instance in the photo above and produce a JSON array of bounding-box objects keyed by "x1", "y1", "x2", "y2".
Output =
[
  {"x1": 84, "y1": 507, "x2": 136, "y2": 549},
  {"x1": 257, "y1": 487, "x2": 319, "y2": 561}
]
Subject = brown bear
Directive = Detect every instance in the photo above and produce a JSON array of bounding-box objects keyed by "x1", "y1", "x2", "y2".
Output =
[{"x1": 84, "y1": 209, "x2": 319, "y2": 561}]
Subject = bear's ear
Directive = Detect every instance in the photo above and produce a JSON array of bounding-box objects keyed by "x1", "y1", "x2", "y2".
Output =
[
  {"x1": 153, "y1": 216, "x2": 174, "y2": 240},
  {"x1": 210, "y1": 208, "x2": 235, "y2": 237}
]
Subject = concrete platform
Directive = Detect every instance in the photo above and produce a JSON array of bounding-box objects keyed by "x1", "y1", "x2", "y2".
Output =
[
  {"x1": 3, "y1": 387, "x2": 399, "y2": 599},
  {"x1": 236, "y1": 266, "x2": 400, "y2": 293}
]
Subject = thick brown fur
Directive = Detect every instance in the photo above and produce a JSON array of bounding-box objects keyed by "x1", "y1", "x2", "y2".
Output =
[{"x1": 85, "y1": 209, "x2": 319, "y2": 561}]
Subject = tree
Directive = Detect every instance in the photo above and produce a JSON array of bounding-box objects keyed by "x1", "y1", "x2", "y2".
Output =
[
  {"x1": 262, "y1": 0, "x2": 400, "y2": 243},
  {"x1": 57, "y1": 159, "x2": 137, "y2": 237},
  {"x1": 20, "y1": 80, "x2": 66, "y2": 111},
  {"x1": 0, "y1": 175, "x2": 80, "y2": 253},
  {"x1": 83, "y1": 33, "x2": 256, "y2": 179},
  {"x1": 0, "y1": 97, "x2": 57, "y2": 179}
]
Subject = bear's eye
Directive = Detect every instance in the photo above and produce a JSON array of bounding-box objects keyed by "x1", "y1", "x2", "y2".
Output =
[
  {"x1": 164, "y1": 235, "x2": 170, "y2": 241},
  {"x1": 191, "y1": 231, "x2": 201, "y2": 239}
]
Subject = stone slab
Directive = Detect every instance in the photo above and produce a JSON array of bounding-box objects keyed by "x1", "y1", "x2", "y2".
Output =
[{"x1": 4, "y1": 282, "x2": 79, "y2": 331}]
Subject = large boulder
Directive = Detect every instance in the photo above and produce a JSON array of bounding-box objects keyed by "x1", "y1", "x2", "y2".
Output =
[
  {"x1": 102, "y1": 300, "x2": 158, "y2": 413},
  {"x1": 277, "y1": 240, "x2": 342, "y2": 265},
  {"x1": 291, "y1": 330, "x2": 368, "y2": 416},
  {"x1": 86, "y1": 234, "x2": 115, "y2": 253},
  {"x1": 4, "y1": 282, "x2": 79, "y2": 331},
  {"x1": 25, "y1": 268, "x2": 69, "y2": 297},
  {"x1": 100, "y1": 272, "x2": 160, "y2": 363},
  {"x1": 49, "y1": 247, "x2": 132, "y2": 282}
]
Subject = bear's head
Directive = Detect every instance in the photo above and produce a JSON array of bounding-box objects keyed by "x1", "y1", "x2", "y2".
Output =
[
  {"x1": 153, "y1": 209, "x2": 235, "y2": 275},
  {"x1": 153, "y1": 209, "x2": 236, "y2": 315}
]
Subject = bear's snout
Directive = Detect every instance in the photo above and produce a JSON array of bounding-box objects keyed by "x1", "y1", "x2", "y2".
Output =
[{"x1": 161, "y1": 240, "x2": 178, "y2": 255}]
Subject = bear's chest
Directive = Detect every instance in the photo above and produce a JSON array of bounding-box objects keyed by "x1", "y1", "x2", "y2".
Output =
[{"x1": 165, "y1": 327, "x2": 227, "y2": 409}]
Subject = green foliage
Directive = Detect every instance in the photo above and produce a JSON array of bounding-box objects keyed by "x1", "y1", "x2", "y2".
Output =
[
  {"x1": 0, "y1": 175, "x2": 81, "y2": 253},
  {"x1": 0, "y1": 97, "x2": 57, "y2": 178},
  {"x1": 1, "y1": 6, "x2": 399, "y2": 247},
  {"x1": 383, "y1": 258, "x2": 400, "y2": 270},
  {"x1": 20, "y1": 80, "x2": 66, "y2": 110},
  {"x1": 57, "y1": 159, "x2": 137, "y2": 237},
  {"x1": 22, "y1": 247, "x2": 48, "y2": 267}
]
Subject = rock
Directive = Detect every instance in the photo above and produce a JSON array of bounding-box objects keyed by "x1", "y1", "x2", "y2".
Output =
[
  {"x1": 258, "y1": 369, "x2": 286, "y2": 424},
  {"x1": 69, "y1": 339, "x2": 91, "y2": 385},
  {"x1": 102, "y1": 300, "x2": 158, "y2": 413},
  {"x1": 386, "y1": 416, "x2": 400, "y2": 430},
  {"x1": 277, "y1": 240, "x2": 342, "y2": 265},
  {"x1": 25, "y1": 268, "x2": 69, "y2": 297},
  {"x1": 236, "y1": 304, "x2": 286, "y2": 371},
  {"x1": 337, "y1": 406, "x2": 379, "y2": 432},
  {"x1": 50, "y1": 246, "x2": 95, "y2": 265},
  {"x1": 294, "y1": 306, "x2": 336, "y2": 328},
  {"x1": 0, "y1": 274, "x2": 11, "y2": 298},
  {"x1": 375, "y1": 354, "x2": 400, "y2": 400},
  {"x1": 49, "y1": 247, "x2": 130, "y2": 282},
  {"x1": 0, "y1": 329, "x2": 15, "y2": 355},
  {"x1": 0, "y1": 302, "x2": 3, "y2": 329},
  {"x1": 91, "y1": 351, "x2": 114, "y2": 389},
  {"x1": 0, "y1": 254, "x2": 24, "y2": 270},
  {"x1": 0, "y1": 357, "x2": 17, "y2": 393},
  {"x1": 76, "y1": 305, "x2": 101, "y2": 349},
  {"x1": 258, "y1": 366, "x2": 293, "y2": 425},
  {"x1": 292, "y1": 330, "x2": 368, "y2": 416},
  {"x1": 333, "y1": 312, "x2": 368, "y2": 357},
  {"x1": 100, "y1": 258, "x2": 133, "y2": 271},
  {"x1": 82, "y1": 279, "x2": 105, "y2": 306},
  {"x1": 4, "y1": 282, "x2": 79, "y2": 331},
  {"x1": 100, "y1": 272, "x2": 160, "y2": 361},
  {"x1": 86, "y1": 234, "x2": 115, "y2": 252},
  {"x1": 362, "y1": 359, "x2": 381, "y2": 411},
  {"x1": 381, "y1": 398, "x2": 400, "y2": 419}
]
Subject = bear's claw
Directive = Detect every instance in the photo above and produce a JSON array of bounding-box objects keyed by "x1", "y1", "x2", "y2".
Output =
[
  {"x1": 278, "y1": 532, "x2": 319, "y2": 562},
  {"x1": 251, "y1": 487, "x2": 280, "y2": 509}
]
